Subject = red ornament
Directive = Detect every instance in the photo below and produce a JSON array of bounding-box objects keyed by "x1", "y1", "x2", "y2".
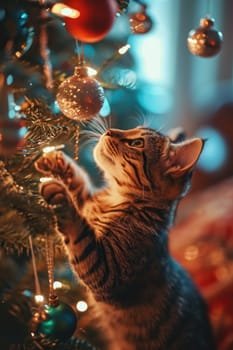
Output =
[
  {"x1": 64, "y1": 0, "x2": 117, "y2": 43},
  {"x1": 0, "y1": 118, "x2": 27, "y2": 156}
]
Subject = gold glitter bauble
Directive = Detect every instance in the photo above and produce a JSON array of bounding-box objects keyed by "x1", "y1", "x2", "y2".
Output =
[
  {"x1": 129, "y1": 10, "x2": 153, "y2": 34},
  {"x1": 187, "y1": 17, "x2": 223, "y2": 57},
  {"x1": 56, "y1": 66, "x2": 105, "y2": 120}
]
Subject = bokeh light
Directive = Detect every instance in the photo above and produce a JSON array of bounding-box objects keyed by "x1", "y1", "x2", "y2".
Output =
[{"x1": 196, "y1": 127, "x2": 228, "y2": 172}]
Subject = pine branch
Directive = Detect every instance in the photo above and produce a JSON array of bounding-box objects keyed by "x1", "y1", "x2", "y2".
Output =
[
  {"x1": 22, "y1": 97, "x2": 77, "y2": 151},
  {"x1": 0, "y1": 161, "x2": 58, "y2": 254}
]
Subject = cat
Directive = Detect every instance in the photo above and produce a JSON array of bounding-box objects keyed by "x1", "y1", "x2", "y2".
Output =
[{"x1": 35, "y1": 125, "x2": 216, "y2": 350}]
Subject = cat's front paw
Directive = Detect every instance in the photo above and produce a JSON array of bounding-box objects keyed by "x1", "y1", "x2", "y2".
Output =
[
  {"x1": 40, "y1": 179, "x2": 75, "y2": 233},
  {"x1": 40, "y1": 179, "x2": 68, "y2": 206},
  {"x1": 35, "y1": 151, "x2": 66, "y2": 177}
]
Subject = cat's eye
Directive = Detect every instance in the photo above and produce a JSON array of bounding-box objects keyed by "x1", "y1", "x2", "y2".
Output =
[{"x1": 126, "y1": 138, "x2": 144, "y2": 147}]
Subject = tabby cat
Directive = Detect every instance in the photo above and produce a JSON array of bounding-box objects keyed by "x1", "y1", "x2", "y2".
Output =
[{"x1": 35, "y1": 125, "x2": 216, "y2": 350}]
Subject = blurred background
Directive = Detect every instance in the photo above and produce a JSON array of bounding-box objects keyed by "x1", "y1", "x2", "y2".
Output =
[
  {"x1": 67, "y1": 0, "x2": 233, "y2": 193},
  {"x1": 114, "y1": 0, "x2": 233, "y2": 193}
]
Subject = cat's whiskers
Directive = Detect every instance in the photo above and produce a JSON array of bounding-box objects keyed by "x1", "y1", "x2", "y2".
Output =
[
  {"x1": 89, "y1": 116, "x2": 110, "y2": 134},
  {"x1": 126, "y1": 109, "x2": 147, "y2": 128},
  {"x1": 80, "y1": 116, "x2": 111, "y2": 148}
]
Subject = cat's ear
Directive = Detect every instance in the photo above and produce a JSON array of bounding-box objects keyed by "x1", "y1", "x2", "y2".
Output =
[
  {"x1": 167, "y1": 127, "x2": 186, "y2": 143},
  {"x1": 165, "y1": 138, "x2": 204, "y2": 178}
]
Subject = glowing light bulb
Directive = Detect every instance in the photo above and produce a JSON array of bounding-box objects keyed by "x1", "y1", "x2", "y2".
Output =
[
  {"x1": 43, "y1": 144, "x2": 64, "y2": 154},
  {"x1": 35, "y1": 294, "x2": 44, "y2": 304},
  {"x1": 40, "y1": 177, "x2": 53, "y2": 183},
  {"x1": 85, "y1": 67, "x2": 98, "y2": 77},
  {"x1": 118, "y1": 44, "x2": 131, "y2": 55},
  {"x1": 76, "y1": 300, "x2": 88, "y2": 312},
  {"x1": 53, "y1": 281, "x2": 63, "y2": 289},
  {"x1": 51, "y1": 3, "x2": 80, "y2": 19}
]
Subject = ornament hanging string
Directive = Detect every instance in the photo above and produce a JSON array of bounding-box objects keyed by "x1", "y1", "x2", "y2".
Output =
[
  {"x1": 74, "y1": 122, "x2": 80, "y2": 161},
  {"x1": 206, "y1": 0, "x2": 212, "y2": 17},
  {"x1": 29, "y1": 235, "x2": 42, "y2": 298},
  {"x1": 75, "y1": 40, "x2": 85, "y2": 66},
  {"x1": 45, "y1": 233, "x2": 59, "y2": 306},
  {"x1": 39, "y1": 2, "x2": 53, "y2": 90},
  {"x1": 74, "y1": 40, "x2": 84, "y2": 161}
]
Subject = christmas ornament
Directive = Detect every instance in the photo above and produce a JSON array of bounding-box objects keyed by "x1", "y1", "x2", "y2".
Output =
[
  {"x1": 187, "y1": 17, "x2": 223, "y2": 57},
  {"x1": 34, "y1": 301, "x2": 77, "y2": 341},
  {"x1": 32, "y1": 234, "x2": 77, "y2": 341},
  {"x1": 56, "y1": 64, "x2": 105, "y2": 120},
  {"x1": 0, "y1": 7, "x2": 34, "y2": 61},
  {"x1": 129, "y1": 5, "x2": 153, "y2": 34},
  {"x1": 64, "y1": 0, "x2": 117, "y2": 43}
]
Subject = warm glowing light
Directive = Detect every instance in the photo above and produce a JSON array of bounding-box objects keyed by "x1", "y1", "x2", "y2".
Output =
[
  {"x1": 40, "y1": 177, "x2": 53, "y2": 183},
  {"x1": 76, "y1": 300, "x2": 88, "y2": 312},
  {"x1": 53, "y1": 281, "x2": 63, "y2": 289},
  {"x1": 196, "y1": 127, "x2": 227, "y2": 172},
  {"x1": 184, "y1": 245, "x2": 199, "y2": 261},
  {"x1": 86, "y1": 66, "x2": 98, "y2": 77},
  {"x1": 35, "y1": 294, "x2": 44, "y2": 304},
  {"x1": 118, "y1": 44, "x2": 131, "y2": 55},
  {"x1": 43, "y1": 144, "x2": 64, "y2": 154},
  {"x1": 51, "y1": 3, "x2": 80, "y2": 19}
]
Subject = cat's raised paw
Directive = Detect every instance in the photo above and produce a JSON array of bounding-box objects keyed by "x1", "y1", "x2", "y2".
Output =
[
  {"x1": 35, "y1": 151, "x2": 66, "y2": 176},
  {"x1": 40, "y1": 179, "x2": 68, "y2": 206}
]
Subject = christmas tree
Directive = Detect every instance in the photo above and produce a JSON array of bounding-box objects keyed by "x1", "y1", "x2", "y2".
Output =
[{"x1": 0, "y1": 1, "x2": 155, "y2": 348}]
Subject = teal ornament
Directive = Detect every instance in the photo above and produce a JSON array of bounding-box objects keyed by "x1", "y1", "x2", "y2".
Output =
[{"x1": 37, "y1": 301, "x2": 77, "y2": 341}]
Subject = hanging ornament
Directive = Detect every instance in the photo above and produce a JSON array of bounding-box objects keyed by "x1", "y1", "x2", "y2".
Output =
[
  {"x1": 0, "y1": 6, "x2": 34, "y2": 61},
  {"x1": 33, "y1": 301, "x2": 77, "y2": 341},
  {"x1": 187, "y1": 17, "x2": 223, "y2": 57},
  {"x1": 129, "y1": 4, "x2": 153, "y2": 34},
  {"x1": 64, "y1": 0, "x2": 117, "y2": 43},
  {"x1": 56, "y1": 64, "x2": 105, "y2": 121},
  {"x1": 32, "y1": 234, "x2": 77, "y2": 341}
]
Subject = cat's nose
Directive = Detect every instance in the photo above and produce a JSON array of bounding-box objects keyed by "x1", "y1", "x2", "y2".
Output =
[
  {"x1": 105, "y1": 129, "x2": 113, "y2": 136},
  {"x1": 105, "y1": 129, "x2": 122, "y2": 137}
]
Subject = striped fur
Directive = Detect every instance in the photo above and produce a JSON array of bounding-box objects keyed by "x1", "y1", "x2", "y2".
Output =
[{"x1": 35, "y1": 126, "x2": 215, "y2": 350}]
